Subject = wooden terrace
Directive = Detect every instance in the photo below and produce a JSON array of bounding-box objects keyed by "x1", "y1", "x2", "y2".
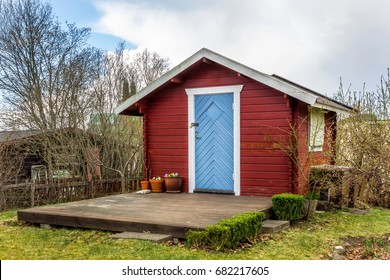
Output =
[{"x1": 18, "y1": 193, "x2": 272, "y2": 238}]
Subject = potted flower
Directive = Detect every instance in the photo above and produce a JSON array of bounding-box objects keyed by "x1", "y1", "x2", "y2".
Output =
[
  {"x1": 164, "y1": 173, "x2": 182, "y2": 193},
  {"x1": 149, "y1": 176, "x2": 164, "y2": 192}
]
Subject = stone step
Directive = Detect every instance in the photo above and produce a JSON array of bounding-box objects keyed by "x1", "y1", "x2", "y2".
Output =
[
  {"x1": 262, "y1": 220, "x2": 290, "y2": 233},
  {"x1": 110, "y1": 231, "x2": 172, "y2": 243}
]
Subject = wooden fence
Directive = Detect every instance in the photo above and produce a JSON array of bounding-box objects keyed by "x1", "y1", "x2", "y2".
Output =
[{"x1": 0, "y1": 177, "x2": 141, "y2": 211}]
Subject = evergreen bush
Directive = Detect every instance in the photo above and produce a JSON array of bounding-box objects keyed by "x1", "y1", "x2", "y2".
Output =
[
  {"x1": 272, "y1": 193, "x2": 305, "y2": 221},
  {"x1": 185, "y1": 211, "x2": 266, "y2": 251}
]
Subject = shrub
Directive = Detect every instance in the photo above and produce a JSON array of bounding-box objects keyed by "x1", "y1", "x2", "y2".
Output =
[
  {"x1": 272, "y1": 193, "x2": 305, "y2": 221},
  {"x1": 185, "y1": 211, "x2": 266, "y2": 251}
]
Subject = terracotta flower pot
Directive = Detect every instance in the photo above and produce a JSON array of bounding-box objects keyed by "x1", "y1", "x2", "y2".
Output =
[
  {"x1": 149, "y1": 179, "x2": 164, "y2": 193},
  {"x1": 164, "y1": 176, "x2": 182, "y2": 193},
  {"x1": 140, "y1": 180, "x2": 150, "y2": 190}
]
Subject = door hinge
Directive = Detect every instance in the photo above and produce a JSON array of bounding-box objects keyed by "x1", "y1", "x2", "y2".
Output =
[{"x1": 232, "y1": 173, "x2": 234, "y2": 181}]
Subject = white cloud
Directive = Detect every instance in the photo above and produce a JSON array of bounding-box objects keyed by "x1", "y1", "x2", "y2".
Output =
[{"x1": 93, "y1": 0, "x2": 390, "y2": 95}]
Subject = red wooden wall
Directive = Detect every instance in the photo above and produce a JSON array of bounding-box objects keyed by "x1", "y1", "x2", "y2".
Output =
[
  {"x1": 291, "y1": 101, "x2": 336, "y2": 194},
  {"x1": 140, "y1": 61, "x2": 334, "y2": 196}
]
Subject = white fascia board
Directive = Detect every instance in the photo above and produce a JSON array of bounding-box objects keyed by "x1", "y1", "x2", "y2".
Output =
[
  {"x1": 115, "y1": 50, "x2": 207, "y2": 114},
  {"x1": 312, "y1": 101, "x2": 352, "y2": 115},
  {"x1": 203, "y1": 50, "x2": 319, "y2": 105},
  {"x1": 114, "y1": 95, "x2": 138, "y2": 114}
]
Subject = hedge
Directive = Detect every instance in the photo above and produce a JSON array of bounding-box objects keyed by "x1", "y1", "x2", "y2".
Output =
[
  {"x1": 185, "y1": 211, "x2": 266, "y2": 251},
  {"x1": 272, "y1": 193, "x2": 305, "y2": 221}
]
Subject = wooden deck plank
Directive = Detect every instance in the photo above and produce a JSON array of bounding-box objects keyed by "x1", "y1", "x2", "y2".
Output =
[{"x1": 17, "y1": 193, "x2": 272, "y2": 238}]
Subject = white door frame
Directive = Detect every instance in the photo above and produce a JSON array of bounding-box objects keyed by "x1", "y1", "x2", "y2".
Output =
[{"x1": 186, "y1": 85, "x2": 243, "y2": 196}]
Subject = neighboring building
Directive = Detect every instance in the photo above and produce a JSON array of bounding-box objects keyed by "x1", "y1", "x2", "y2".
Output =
[
  {"x1": 116, "y1": 48, "x2": 352, "y2": 196},
  {"x1": 0, "y1": 129, "x2": 100, "y2": 183}
]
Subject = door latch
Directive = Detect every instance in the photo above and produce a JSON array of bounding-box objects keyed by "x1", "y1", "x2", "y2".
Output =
[{"x1": 190, "y1": 122, "x2": 199, "y2": 128}]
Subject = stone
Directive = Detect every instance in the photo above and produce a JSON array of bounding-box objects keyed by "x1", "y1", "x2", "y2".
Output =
[
  {"x1": 333, "y1": 253, "x2": 346, "y2": 260},
  {"x1": 110, "y1": 231, "x2": 172, "y2": 243},
  {"x1": 40, "y1": 224, "x2": 52, "y2": 229},
  {"x1": 334, "y1": 245, "x2": 346, "y2": 255},
  {"x1": 350, "y1": 209, "x2": 369, "y2": 215},
  {"x1": 342, "y1": 242, "x2": 352, "y2": 249},
  {"x1": 261, "y1": 220, "x2": 290, "y2": 233}
]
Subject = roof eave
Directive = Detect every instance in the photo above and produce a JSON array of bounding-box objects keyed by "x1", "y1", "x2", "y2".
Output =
[
  {"x1": 115, "y1": 49, "x2": 210, "y2": 115},
  {"x1": 312, "y1": 98, "x2": 353, "y2": 115},
  {"x1": 115, "y1": 48, "x2": 351, "y2": 115}
]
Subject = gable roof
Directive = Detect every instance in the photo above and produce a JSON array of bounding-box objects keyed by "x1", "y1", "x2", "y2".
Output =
[
  {"x1": 115, "y1": 48, "x2": 352, "y2": 115},
  {"x1": 0, "y1": 130, "x2": 41, "y2": 143}
]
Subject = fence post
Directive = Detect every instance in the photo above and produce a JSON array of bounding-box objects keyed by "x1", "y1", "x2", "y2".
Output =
[
  {"x1": 0, "y1": 184, "x2": 5, "y2": 211},
  {"x1": 90, "y1": 179, "x2": 94, "y2": 198},
  {"x1": 30, "y1": 180, "x2": 35, "y2": 208}
]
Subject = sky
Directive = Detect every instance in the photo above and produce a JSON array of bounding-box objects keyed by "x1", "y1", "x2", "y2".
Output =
[{"x1": 49, "y1": 0, "x2": 390, "y2": 97}]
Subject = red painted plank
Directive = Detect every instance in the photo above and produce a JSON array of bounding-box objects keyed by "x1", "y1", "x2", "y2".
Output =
[
  {"x1": 241, "y1": 119, "x2": 290, "y2": 128},
  {"x1": 148, "y1": 122, "x2": 187, "y2": 130},
  {"x1": 150, "y1": 155, "x2": 187, "y2": 163},
  {"x1": 148, "y1": 136, "x2": 187, "y2": 144},
  {"x1": 241, "y1": 133, "x2": 290, "y2": 141},
  {"x1": 241, "y1": 156, "x2": 289, "y2": 165},
  {"x1": 240, "y1": 170, "x2": 291, "y2": 180},
  {"x1": 241, "y1": 95, "x2": 288, "y2": 105},
  {"x1": 148, "y1": 142, "x2": 187, "y2": 149},
  {"x1": 241, "y1": 82, "x2": 274, "y2": 91},
  {"x1": 149, "y1": 128, "x2": 187, "y2": 137},
  {"x1": 147, "y1": 108, "x2": 187, "y2": 117},
  {"x1": 240, "y1": 164, "x2": 290, "y2": 173},
  {"x1": 240, "y1": 104, "x2": 290, "y2": 113},
  {"x1": 240, "y1": 150, "x2": 284, "y2": 157},
  {"x1": 241, "y1": 112, "x2": 290, "y2": 121},
  {"x1": 241, "y1": 89, "x2": 283, "y2": 98}
]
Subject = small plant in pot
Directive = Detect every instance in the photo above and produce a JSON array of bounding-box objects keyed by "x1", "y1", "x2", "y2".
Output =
[
  {"x1": 149, "y1": 176, "x2": 164, "y2": 193},
  {"x1": 140, "y1": 165, "x2": 151, "y2": 190},
  {"x1": 164, "y1": 173, "x2": 182, "y2": 193}
]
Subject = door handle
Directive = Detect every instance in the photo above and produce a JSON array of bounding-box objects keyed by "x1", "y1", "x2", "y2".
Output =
[{"x1": 190, "y1": 122, "x2": 199, "y2": 128}]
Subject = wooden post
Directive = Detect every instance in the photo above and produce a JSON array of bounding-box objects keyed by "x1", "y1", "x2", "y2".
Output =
[
  {"x1": 30, "y1": 180, "x2": 35, "y2": 208},
  {"x1": 90, "y1": 179, "x2": 94, "y2": 198},
  {"x1": 0, "y1": 184, "x2": 5, "y2": 211},
  {"x1": 346, "y1": 170, "x2": 355, "y2": 208}
]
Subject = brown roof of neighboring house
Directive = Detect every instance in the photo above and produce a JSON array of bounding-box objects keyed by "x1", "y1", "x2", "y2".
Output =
[{"x1": 0, "y1": 130, "x2": 41, "y2": 143}]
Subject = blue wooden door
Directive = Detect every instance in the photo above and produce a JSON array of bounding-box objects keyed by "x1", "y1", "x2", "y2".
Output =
[{"x1": 194, "y1": 93, "x2": 234, "y2": 193}]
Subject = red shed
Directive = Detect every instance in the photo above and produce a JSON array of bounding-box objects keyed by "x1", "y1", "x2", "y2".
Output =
[{"x1": 116, "y1": 48, "x2": 351, "y2": 196}]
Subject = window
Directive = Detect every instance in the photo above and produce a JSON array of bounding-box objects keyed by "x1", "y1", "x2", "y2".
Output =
[{"x1": 309, "y1": 107, "x2": 325, "y2": 152}]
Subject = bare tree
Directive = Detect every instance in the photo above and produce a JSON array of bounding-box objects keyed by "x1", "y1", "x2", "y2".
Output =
[
  {"x1": 334, "y1": 70, "x2": 390, "y2": 207},
  {"x1": 129, "y1": 48, "x2": 170, "y2": 92},
  {"x1": 84, "y1": 44, "x2": 170, "y2": 192},
  {"x1": 0, "y1": 1, "x2": 169, "y2": 193},
  {"x1": 0, "y1": 0, "x2": 100, "y2": 131}
]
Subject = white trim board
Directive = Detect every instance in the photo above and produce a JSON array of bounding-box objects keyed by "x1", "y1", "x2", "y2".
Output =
[{"x1": 186, "y1": 85, "x2": 243, "y2": 196}]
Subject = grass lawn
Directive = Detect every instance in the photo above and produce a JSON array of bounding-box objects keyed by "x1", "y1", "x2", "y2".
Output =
[{"x1": 0, "y1": 208, "x2": 389, "y2": 260}]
